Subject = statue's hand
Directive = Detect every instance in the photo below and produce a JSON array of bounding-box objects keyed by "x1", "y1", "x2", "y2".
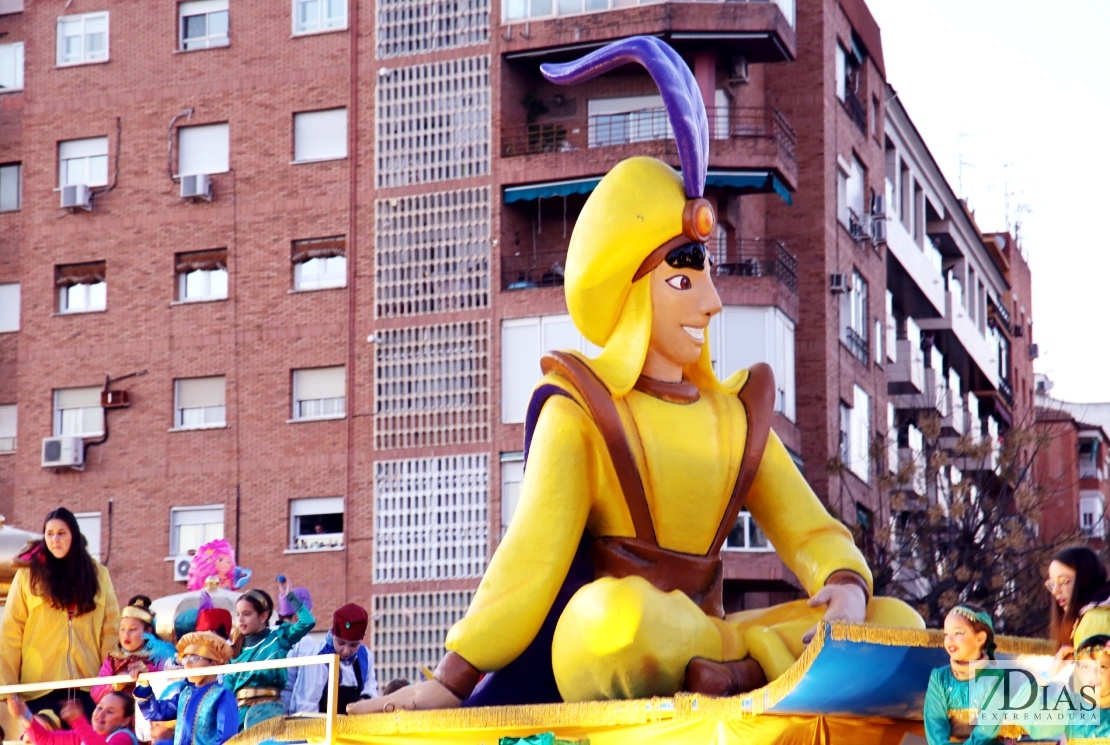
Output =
[
  {"x1": 801, "y1": 583, "x2": 867, "y2": 643},
  {"x1": 346, "y1": 680, "x2": 461, "y2": 714}
]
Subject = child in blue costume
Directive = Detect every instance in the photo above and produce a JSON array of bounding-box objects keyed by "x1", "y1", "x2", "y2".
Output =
[
  {"x1": 224, "y1": 582, "x2": 315, "y2": 730},
  {"x1": 1062, "y1": 608, "x2": 1110, "y2": 739},
  {"x1": 923, "y1": 604, "x2": 1001, "y2": 745},
  {"x1": 134, "y1": 608, "x2": 238, "y2": 745}
]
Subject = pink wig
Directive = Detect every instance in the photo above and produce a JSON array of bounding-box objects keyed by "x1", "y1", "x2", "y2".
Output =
[{"x1": 186, "y1": 538, "x2": 236, "y2": 591}]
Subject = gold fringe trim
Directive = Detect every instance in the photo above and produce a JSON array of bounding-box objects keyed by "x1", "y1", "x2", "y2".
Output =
[{"x1": 827, "y1": 622, "x2": 1057, "y2": 657}]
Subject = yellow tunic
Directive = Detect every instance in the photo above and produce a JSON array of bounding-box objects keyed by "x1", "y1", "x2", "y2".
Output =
[{"x1": 446, "y1": 367, "x2": 900, "y2": 700}]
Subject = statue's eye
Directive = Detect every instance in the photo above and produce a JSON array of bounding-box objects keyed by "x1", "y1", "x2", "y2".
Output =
[{"x1": 665, "y1": 275, "x2": 692, "y2": 290}]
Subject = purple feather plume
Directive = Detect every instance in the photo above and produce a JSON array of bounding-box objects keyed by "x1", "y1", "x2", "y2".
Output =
[{"x1": 540, "y1": 36, "x2": 708, "y2": 199}]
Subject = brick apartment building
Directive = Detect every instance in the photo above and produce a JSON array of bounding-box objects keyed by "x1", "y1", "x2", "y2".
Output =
[
  {"x1": 1035, "y1": 378, "x2": 1110, "y2": 546},
  {"x1": 0, "y1": 0, "x2": 1040, "y2": 682}
]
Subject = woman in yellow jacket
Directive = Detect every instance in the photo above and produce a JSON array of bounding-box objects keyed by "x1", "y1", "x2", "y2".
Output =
[{"x1": 0, "y1": 507, "x2": 120, "y2": 721}]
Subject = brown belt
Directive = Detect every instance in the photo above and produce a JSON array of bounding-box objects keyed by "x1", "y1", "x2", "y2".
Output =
[{"x1": 236, "y1": 687, "x2": 281, "y2": 704}]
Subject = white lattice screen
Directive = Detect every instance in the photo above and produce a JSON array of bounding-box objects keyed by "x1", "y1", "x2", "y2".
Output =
[
  {"x1": 373, "y1": 455, "x2": 490, "y2": 583},
  {"x1": 372, "y1": 590, "x2": 473, "y2": 687},
  {"x1": 376, "y1": 0, "x2": 489, "y2": 59},
  {"x1": 375, "y1": 188, "x2": 491, "y2": 318},
  {"x1": 375, "y1": 56, "x2": 491, "y2": 188},
  {"x1": 374, "y1": 321, "x2": 490, "y2": 449}
]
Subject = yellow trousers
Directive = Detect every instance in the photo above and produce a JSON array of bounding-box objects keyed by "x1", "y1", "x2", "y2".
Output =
[{"x1": 550, "y1": 575, "x2": 923, "y2": 702}]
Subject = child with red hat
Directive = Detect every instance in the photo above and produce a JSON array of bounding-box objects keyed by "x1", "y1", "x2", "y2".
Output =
[
  {"x1": 133, "y1": 608, "x2": 238, "y2": 745},
  {"x1": 287, "y1": 603, "x2": 378, "y2": 714}
]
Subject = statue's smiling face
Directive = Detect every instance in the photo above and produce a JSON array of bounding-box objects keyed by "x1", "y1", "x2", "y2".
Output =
[{"x1": 644, "y1": 243, "x2": 721, "y2": 382}]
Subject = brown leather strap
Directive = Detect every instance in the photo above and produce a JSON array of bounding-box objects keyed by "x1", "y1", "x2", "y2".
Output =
[
  {"x1": 591, "y1": 536, "x2": 725, "y2": 617},
  {"x1": 710, "y1": 363, "x2": 776, "y2": 555},
  {"x1": 433, "y1": 651, "x2": 482, "y2": 701},
  {"x1": 541, "y1": 351, "x2": 655, "y2": 544}
]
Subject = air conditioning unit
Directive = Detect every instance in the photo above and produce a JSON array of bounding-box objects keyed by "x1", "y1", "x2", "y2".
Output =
[
  {"x1": 41, "y1": 435, "x2": 84, "y2": 469},
  {"x1": 180, "y1": 173, "x2": 212, "y2": 201},
  {"x1": 1028, "y1": 343, "x2": 1039, "y2": 360},
  {"x1": 849, "y1": 218, "x2": 869, "y2": 242},
  {"x1": 727, "y1": 55, "x2": 749, "y2": 86},
  {"x1": 870, "y1": 193, "x2": 886, "y2": 217},
  {"x1": 830, "y1": 272, "x2": 849, "y2": 294},
  {"x1": 172, "y1": 554, "x2": 193, "y2": 582},
  {"x1": 60, "y1": 184, "x2": 92, "y2": 211},
  {"x1": 871, "y1": 216, "x2": 888, "y2": 245}
]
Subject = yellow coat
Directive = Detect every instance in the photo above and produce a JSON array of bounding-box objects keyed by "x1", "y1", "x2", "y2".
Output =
[
  {"x1": 446, "y1": 365, "x2": 872, "y2": 675},
  {"x1": 0, "y1": 562, "x2": 120, "y2": 699}
]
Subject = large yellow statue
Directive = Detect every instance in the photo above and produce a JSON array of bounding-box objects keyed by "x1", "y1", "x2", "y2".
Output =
[{"x1": 352, "y1": 36, "x2": 920, "y2": 714}]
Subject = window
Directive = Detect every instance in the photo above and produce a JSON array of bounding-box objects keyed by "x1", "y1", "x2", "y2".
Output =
[
  {"x1": 56, "y1": 262, "x2": 106, "y2": 313},
  {"x1": 500, "y1": 452, "x2": 523, "y2": 536},
  {"x1": 56, "y1": 12, "x2": 109, "y2": 66},
  {"x1": 0, "y1": 404, "x2": 15, "y2": 453},
  {"x1": 840, "y1": 269, "x2": 869, "y2": 364},
  {"x1": 292, "y1": 366, "x2": 346, "y2": 420},
  {"x1": 844, "y1": 156, "x2": 865, "y2": 230},
  {"x1": 289, "y1": 497, "x2": 344, "y2": 550},
  {"x1": 292, "y1": 236, "x2": 346, "y2": 290},
  {"x1": 180, "y1": 0, "x2": 229, "y2": 50},
  {"x1": 293, "y1": 0, "x2": 347, "y2": 34},
  {"x1": 500, "y1": 315, "x2": 600, "y2": 424},
  {"x1": 293, "y1": 108, "x2": 348, "y2": 162},
  {"x1": 176, "y1": 250, "x2": 228, "y2": 302},
  {"x1": 59, "y1": 137, "x2": 108, "y2": 188},
  {"x1": 1081, "y1": 493, "x2": 1105, "y2": 538},
  {"x1": 0, "y1": 282, "x2": 18, "y2": 332},
  {"x1": 178, "y1": 123, "x2": 229, "y2": 176},
  {"x1": 75, "y1": 512, "x2": 101, "y2": 560},
  {"x1": 0, "y1": 42, "x2": 24, "y2": 91},
  {"x1": 54, "y1": 386, "x2": 104, "y2": 437},
  {"x1": 0, "y1": 163, "x2": 21, "y2": 211},
  {"x1": 840, "y1": 385, "x2": 871, "y2": 481},
  {"x1": 170, "y1": 505, "x2": 224, "y2": 556},
  {"x1": 588, "y1": 95, "x2": 670, "y2": 148},
  {"x1": 724, "y1": 510, "x2": 773, "y2": 551},
  {"x1": 708, "y1": 306, "x2": 797, "y2": 422},
  {"x1": 174, "y1": 376, "x2": 226, "y2": 429}
]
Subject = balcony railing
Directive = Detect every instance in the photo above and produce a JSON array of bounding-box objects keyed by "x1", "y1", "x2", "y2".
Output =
[
  {"x1": 715, "y1": 238, "x2": 798, "y2": 294},
  {"x1": 502, "y1": 106, "x2": 796, "y2": 166},
  {"x1": 503, "y1": 0, "x2": 794, "y2": 26},
  {"x1": 843, "y1": 89, "x2": 867, "y2": 133},
  {"x1": 502, "y1": 235, "x2": 797, "y2": 293},
  {"x1": 1080, "y1": 461, "x2": 1099, "y2": 480},
  {"x1": 843, "y1": 327, "x2": 869, "y2": 365}
]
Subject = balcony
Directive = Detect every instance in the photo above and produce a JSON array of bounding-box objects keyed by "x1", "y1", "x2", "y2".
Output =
[
  {"x1": 895, "y1": 447, "x2": 927, "y2": 498},
  {"x1": 888, "y1": 339, "x2": 925, "y2": 394},
  {"x1": 917, "y1": 291, "x2": 999, "y2": 389},
  {"x1": 885, "y1": 213, "x2": 946, "y2": 317},
  {"x1": 500, "y1": 0, "x2": 795, "y2": 64},
  {"x1": 843, "y1": 89, "x2": 867, "y2": 134},
  {"x1": 941, "y1": 390, "x2": 968, "y2": 437},
  {"x1": 843, "y1": 327, "x2": 869, "y2": 365},
  {"x1": 949, "y1": 436, "x2": 999, "y2": 474},
  {"x1": 500, "y1": 105, "x2": 797, "y2": 192},
  {"x1": 890, "y1": 368, "x2": 944, "y2": 413},
  {"x1": 715, "y1": 238, "x2": 797, "y2": 294}
]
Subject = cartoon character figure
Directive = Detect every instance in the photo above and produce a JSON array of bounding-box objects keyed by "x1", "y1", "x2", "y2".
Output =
[
  {"x1": 353, "y1": 36, "x2": 921, "y2": 714},
  {"x1": 185, "y1": 539, "x2": 251, "y2": 592}
]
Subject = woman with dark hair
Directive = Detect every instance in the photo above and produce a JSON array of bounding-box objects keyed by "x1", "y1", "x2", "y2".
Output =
[
  {"x1": 224, "y1": 579, "x2": 314, "y2": 730},
  {"x1": 1047, "y1": 545, "x2": 1107, "y2": 653},
  {"x1": 0, "y1": 507, "x2": 120, "y2": 720}
]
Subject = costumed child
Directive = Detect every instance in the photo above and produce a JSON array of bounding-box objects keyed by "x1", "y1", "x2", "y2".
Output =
[
  {"x1": 224, "y1": 579, "x2": 315, "y2": 730},
  {"x1": 91, "y1": 595, "x2": 177, "y2": 703},
  {"x1": 185, "y1": 539, "x2": 251, "y2": 592},
  {"x1": 133, "y1": 608, "x2": 238, "y2": 745},
  {"x1": 288, "y1": 603, "x2": 378, "y2": 713},
  {"x1": 1062, "y1": 607, "x2": 1110, "y2": 739},
  {"x1": 8, "y1": 693, "x2": 138, "y2": 745},
  {"x1": 923, "y1": 604, "x2": 1000, "y2": 745}
]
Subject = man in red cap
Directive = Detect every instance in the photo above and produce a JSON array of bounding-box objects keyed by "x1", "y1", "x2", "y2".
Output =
[{"x1": 286, "y1": 603, "x2": 378, "y2": 713}]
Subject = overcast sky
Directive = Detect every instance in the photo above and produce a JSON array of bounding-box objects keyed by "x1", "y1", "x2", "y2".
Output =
[{"x1": 864, "y1": 0, "x2": 1110, "y2": 403}]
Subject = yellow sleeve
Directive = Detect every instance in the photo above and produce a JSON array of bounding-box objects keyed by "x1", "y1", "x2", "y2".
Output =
[
  {"x1": 445, "y1": 394, "x2": 600, "y2": 671},
  {"x1": 744, "y1": 431, "x2": 872, "y2": 596},
  {"x1": 97, "y1": 564, "x2": 120, "y2": 662},
  {"x1": 0, "y1": 569, "x2": 28, "y2": 688}
]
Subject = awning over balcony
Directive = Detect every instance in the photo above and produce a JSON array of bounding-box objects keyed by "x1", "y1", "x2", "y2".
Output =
[
  {"x1": 503, "y1": 170, "x2": 792, "y2": 205},
  {"x1": 503, "y1": 177, "x2": 601, "y2": 203},
  {"x1": 706, "y1": 170, "x2": 793, "y2": 205}
]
